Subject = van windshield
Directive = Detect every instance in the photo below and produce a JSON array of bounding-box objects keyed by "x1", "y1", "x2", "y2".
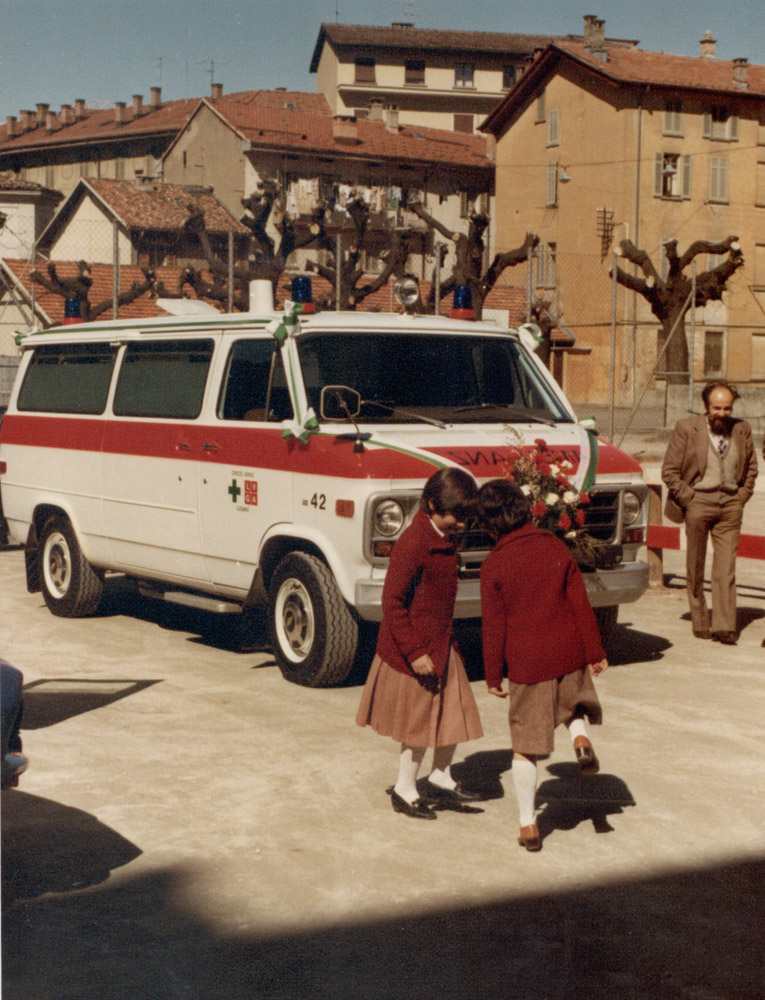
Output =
[{"x1": 297, "y1": 332, "x2": 572, "y2": 425}]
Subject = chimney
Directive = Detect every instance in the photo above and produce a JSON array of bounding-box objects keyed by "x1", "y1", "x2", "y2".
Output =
[
  {"x1": 732, "y1": 57, "x2": 749, "y2": 88},
  {"x1": 74, "y1": 99, "x2": 87, "y2": 120},
  {"x1": 132, "y1": 94, "x2": 144, "y2": 118},
  {"x1": 114, "y1": 101, "x2": 126, "y2": 126},
  {"x1": 35, "y1": 103, "x2": 50, "y2": 127},
  {"x1": 699, "y1": 30, "x2": 716, "y2": 59},
  {"x1": 150, "y1": 86, "x2": 162, "y2": 110},
  {"x1": 333, "y1": 115, "x2": 359, "y2": 143},
  {"x1": 211, "y1": 82, "x2": 223, "y2": 100},
  {"x1": 45, "y1": 111, "x2": 61, "y2": 134},
  {"x1": 6, "y1": 116, "x2": 17, "y2": 139},
  {"x1": 368, "y1": 99, "x2": 384, "y2": 122},
  {"x1": 583, "y1": 15, "x2": 607, "y2": 59},
  {"x1": 385, "y1": 105, "x2": 399, "y2": 131},
  {"x1": 19, "y1": 110, "x2": 34, "y2": 132},
  {"x1": 60, "y1": 104, "x2": 74, "y2": 125}
]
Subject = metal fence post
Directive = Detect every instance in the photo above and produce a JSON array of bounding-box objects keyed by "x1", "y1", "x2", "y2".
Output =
[
  {"x1": 227, "y1": 231, "x2": 234, "y2": 313},
  {"x1": 609, "y1": 251, "x2": 617, "y2": 442},
  {"x1": 688, "y1": 260, "x2": 696, "y2": 413},
  {"x1": 113, "y1": 220, "x2": 120, "y2": 319}
]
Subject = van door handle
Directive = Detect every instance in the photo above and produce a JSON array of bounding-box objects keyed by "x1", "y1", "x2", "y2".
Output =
[
  {"x1": 175, "y1": 442, "x2": 192, "y2": 452},
  {"x1": 202, "y1": 442, "x2": 221, "y2": 452}
]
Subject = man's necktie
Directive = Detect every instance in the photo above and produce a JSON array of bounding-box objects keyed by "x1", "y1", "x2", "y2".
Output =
[{"x1": 717, "y1": 437, "x2": 728, "y2": 457}]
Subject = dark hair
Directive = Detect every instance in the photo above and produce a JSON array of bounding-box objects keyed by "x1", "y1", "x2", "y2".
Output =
[
  {"x1": 420, "y1": 467, "x2": 478, "y2": 519},
  {"x1": 701, "y1": 382, "x2": 739, "y2": 408},
  {"x1": 477, "y1": 479, "x2": 532, "y2": 537}
]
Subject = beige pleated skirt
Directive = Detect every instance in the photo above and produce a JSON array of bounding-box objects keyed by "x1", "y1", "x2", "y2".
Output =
[
  {"x1": 508, "y1": 666, "x2": 602, "y2": 756},
  {"x1": 356, "y1": 647, "x2": 483, "y2": 748}
]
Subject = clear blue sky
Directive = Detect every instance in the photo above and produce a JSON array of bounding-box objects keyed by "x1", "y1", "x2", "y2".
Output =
[{"x1": 1, "y1": 0, "x2": 762, "y2": 121}]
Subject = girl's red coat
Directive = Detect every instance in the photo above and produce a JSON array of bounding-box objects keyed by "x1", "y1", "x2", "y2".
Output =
[
  {"x1": 480, "y1": 523, "x2": 605, "y2": 687},
  {"x1": 375, "y1": 510, "x2": 459, "y2": 678}
]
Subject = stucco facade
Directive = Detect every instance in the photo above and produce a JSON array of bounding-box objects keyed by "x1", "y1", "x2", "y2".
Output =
[{"x1": 485, "y1": 41, "x2": 765, "y2": 410}]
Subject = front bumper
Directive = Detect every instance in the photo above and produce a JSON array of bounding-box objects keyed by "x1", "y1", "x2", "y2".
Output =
[{"x1": 354, "y1": 560, "x2": 649, "y2": 621}]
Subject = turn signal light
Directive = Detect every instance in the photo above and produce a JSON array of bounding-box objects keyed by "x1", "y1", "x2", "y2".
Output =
[
  {"x1": 335, "y1": 499, "x2": 355, "y2": 518},
  {"x1": 625, "y1": 528, "x2": 644, "y2": 544}
]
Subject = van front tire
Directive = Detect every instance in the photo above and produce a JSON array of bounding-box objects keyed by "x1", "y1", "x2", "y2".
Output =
[
  {"x1": 39, "y1": 516, "x2": 104, "y2": 617},
  {"x1": 268, "y1": 552, "x2": 358, "y2": 687}
]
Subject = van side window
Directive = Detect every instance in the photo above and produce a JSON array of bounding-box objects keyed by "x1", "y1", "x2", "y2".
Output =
[
  {"x1": 17, "y1": 343, "x2": 117, "y2": 414},
  {"x1": 113, "y1": 340, "x2": 214, "y2": 419},
  {"x1": 218, "y1": 339, "x2": 293, "y2": 422}
]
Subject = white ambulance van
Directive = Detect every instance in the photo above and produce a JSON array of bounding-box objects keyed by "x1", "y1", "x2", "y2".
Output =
[{"x1": 0, "y1": 282, "x2": 649, "y2": 686}]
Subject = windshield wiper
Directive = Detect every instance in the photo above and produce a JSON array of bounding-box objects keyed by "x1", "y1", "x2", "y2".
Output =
[
  {"x1": 453, "y1": 403, "x2": 557, "y2": 426},
  {"x1": 362, "y1": 400, "x2": 447, "y2": 429}
]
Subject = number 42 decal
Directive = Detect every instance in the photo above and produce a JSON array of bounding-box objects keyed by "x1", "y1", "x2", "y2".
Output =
[{"x1": 310, "y1": 494, "x2": 326, "y2": 510}]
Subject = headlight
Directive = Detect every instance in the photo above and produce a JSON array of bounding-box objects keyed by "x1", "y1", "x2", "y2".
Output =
[
  {"x1": 374, "y1": 499, "x2": 405, "y2": 537},
  {"x1": 622, "y1": 491, "x2": 642, "y2": 526}
]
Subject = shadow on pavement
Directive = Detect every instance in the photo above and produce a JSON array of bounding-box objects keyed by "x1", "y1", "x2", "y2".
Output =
[
  {"x1": 21, "y1": 679, "x2": 160, "y2": 729},
  {"x1": 2, "y1": 852, "x2": 761, "y2": 999},
  {"x1": 537, "y1": 762, "x2": 636, "y2": 839},
  {"x1": 2, "y1": 790, "x2": 141, "y2": 906}
]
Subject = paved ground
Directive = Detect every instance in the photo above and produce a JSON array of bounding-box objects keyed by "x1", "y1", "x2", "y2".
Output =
[{"x1": 2, "y1": 536, "x2": 764, "y2": 1000}]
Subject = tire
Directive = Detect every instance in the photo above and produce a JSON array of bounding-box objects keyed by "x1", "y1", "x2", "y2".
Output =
[
  {"x1": 594, "y1": 605, "x2": 618, "y2": 647},
  {"x1": 38, "y1": 516, "x2": 104, "y2": 617},
  {"x1": 268, "y1": 552, "x2": 358, "y2": 687}
]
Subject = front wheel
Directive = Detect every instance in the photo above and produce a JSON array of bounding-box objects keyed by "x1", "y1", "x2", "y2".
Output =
[
  {"x1": 38, "y1": 516, "x2": 104, "y2": 617},
  {"x1": 268, "y1": 552, "x2": 358, "y2": 687}
]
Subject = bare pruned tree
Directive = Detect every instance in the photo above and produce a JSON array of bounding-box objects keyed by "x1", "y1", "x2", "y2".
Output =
[
  {"x1": 407, "y1": 201, "x2": 538, "y2": 318},
  {"x1": 610, "y1": 236, "x2": 744, "y2": 384},
  {"x1": 31, "y1": 260, "x2": 157, "y2": 323}
]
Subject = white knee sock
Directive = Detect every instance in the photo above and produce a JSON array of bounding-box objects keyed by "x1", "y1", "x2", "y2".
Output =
[
  {"x1": 394, "y1": 744, "x2": 426, "y2": 804},
  {"x1": 429, "y1": 744, "x2": 457, "y2": 789},
  {"x1": 567, "y1": 717, "x2": 588, "y2": 743},
  {"x1": 511, "y1": 756, "x2": 538, "y2": 827}
]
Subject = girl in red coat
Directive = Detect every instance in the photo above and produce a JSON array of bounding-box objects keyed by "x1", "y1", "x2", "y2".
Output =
[
  {"x1": 478, "y1": 479, "x2": 608, "y2": 851},
  {"x1": 356, "y1": 467, "x2": 484, "y2": 819}
]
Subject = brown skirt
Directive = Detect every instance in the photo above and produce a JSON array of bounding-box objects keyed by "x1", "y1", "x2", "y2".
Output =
[
  {"x1": 356, "y1": 647, "x2": 483, "y2": 748},
  {"x1": 508, "y1": 666, "x2": 602, "y2": 756}
]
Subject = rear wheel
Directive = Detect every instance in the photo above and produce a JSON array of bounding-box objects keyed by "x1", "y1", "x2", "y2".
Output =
[
  {"x1": 268, "y1": 552, "x2": 358, "y2": 686},
  {"x1": 39, "y1": 516, "x2": 104, "y2": 617}
]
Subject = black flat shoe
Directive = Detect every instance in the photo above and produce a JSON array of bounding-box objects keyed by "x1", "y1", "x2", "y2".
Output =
[
  {"x1": 390, "y1": 789, "x2": 437, "y2": 819},
  {"x1": 423, "y1": 779, "x2": 484, "y2": 803},
  {"x1": 574, "y1": 742, "x2": 600, "y2": 774}
]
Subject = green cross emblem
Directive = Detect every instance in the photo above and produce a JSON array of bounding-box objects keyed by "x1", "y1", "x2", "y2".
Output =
[{"x1": 228, "y1": 479, "x2": 241, "y2": 503}]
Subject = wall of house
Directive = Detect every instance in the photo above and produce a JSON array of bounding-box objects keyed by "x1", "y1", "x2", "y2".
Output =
[
  {"x1": 0, "y1": 200, "x2": 36, "y2": 261},
  {"x1": 47, "y1": 196, "x2": 133, "y2": 264},
  {"x1": 18, "y1": 154, "x2": 161, "y2": 200},
  {"x1": 492, "y1": 61, "x2": 765, "y2": 412},
  {"x1": 162, "y1": 107, "x2": 247, "y2": 218}
]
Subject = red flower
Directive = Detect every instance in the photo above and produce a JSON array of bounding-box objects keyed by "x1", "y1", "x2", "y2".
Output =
[
  {"x1": 537, "y1": 462, "x2": 552, "y2": 477},
  {"x1": 558, "y1": 513, "x2": 572, "y2": 531},
  {"x1": 534, "y1": 438, "x2": 548, "y2": 450},
  {"x1": 555, "y1": 474, "x2": 571, "y2": 487},
  {"x1": 531, "y1": 501, "x2": 547, "y2": 519},
  {"x1": 578, "y1": 492, "x2": 591, "y2": 505},
  {"x1": 574, "y1": 508, "x2": 586, "y2": 525}
]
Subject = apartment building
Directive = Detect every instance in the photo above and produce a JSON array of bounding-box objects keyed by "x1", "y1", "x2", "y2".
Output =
[
  {"x1": 310, "y1": 20, "x2": 636, "y2": 134},
  {"x1": 481, "y1": 19, "x2": 765, "y2": 409}
]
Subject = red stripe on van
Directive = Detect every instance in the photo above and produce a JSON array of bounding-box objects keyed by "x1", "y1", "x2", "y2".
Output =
[
  {"x1": 423, "y1": 440, "x2": 643, "y2": 477},
  {"x1": 0, "y1": 414, "x2": 441, "y2": 479}
]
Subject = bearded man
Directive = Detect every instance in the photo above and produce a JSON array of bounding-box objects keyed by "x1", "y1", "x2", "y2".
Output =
[{"x1": 661, "y1": 382, "x2": 758, "y2": 645}]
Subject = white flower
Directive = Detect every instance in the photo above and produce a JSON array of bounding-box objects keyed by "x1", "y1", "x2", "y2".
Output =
[
  {"x1": 520, "y1": 484, "x2": 532, "y2": 496},
  {"x1": 563, "y1": 490, "x2": 578, "y2": 504},
  {"x1": 544, "y1": 492, "x2": 559, "y2": 506},
  {"x1": 549, "y1": 464, "x2": 560, "y2": 475}
]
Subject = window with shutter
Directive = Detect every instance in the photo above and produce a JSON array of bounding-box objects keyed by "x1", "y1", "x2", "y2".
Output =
[
  {"x1": 547, "y1": 109, "x2": 559, "y2": 147},
  {"x1": 454, "y1": 63, "x2": 474, "y2": 88},
  {"x1": 546, "y1": 162, "x2": 558, "y2": 207},
  {"x1": 355, "y1": 59, "x2": 376, "y2": 83},
  {"x1": 405, "y1": 60, "x2": 425, "y2": 85},
  {"x1": 709, "y1": 156, "x2": 728, "y2": 202},
  {"x1": 536, "y1": 91, "x2": 546, "y2": 123},
  {"x1": 663, "y1": 101, "x2": 683, "y2": 136}
]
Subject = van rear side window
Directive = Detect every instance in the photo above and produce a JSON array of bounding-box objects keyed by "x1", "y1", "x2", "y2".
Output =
[
  {"x1": 17, "y1": 343, "x2": 117, "y2": 414},
  {"x1": 113, "y1": 339, "x2": 214, "y2": 419}
]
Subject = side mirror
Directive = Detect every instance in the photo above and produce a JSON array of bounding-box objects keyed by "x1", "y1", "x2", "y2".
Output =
[
  {"x1": 320, "y1": 385, "x2": 361, "y2": 422},
  {"x1": 578, "y1": 416, "x2": 598, "y2": 433}
]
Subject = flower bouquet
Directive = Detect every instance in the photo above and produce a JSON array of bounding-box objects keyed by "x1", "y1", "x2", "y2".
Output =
[{"x1": 501, "y1": 433, "x2": 608, "y2": 568}]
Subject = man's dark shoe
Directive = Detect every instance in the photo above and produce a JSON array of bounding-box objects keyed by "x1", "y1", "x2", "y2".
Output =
[
  {"x1": 693, "y1": 629, "x2": 712, "y2": 640},
  {"x1": 712, "y1": 631, "x2": 737, "y2": 645}
]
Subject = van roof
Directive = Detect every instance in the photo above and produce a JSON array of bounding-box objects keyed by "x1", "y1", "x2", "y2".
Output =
[{"x1": 20, "y1": 309, "x2": 521, "y2": 345}]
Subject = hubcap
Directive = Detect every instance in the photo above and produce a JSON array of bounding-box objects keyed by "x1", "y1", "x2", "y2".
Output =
[
  {"x1": 275, "y1": 578, "x2": 314, "y2": 663},
  {"x1": 44, "y1": 531, "x2": 71, "y2": 599}
]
